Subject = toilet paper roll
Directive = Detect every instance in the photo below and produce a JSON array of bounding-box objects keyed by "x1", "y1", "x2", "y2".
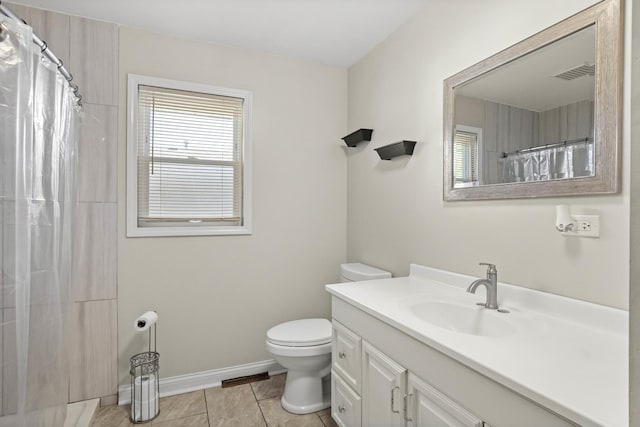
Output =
[
  {"x1": 131, "y1": 374, "x2": 159, "y2": 422},
  {"x1": 133, "y1": 374, "x2": 157, "y2": 403},
  {"x1": 134, "y1": 311, "x2": 158, "y2": 332}
]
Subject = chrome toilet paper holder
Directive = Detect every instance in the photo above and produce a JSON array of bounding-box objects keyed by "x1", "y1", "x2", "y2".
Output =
[{"x1": 130, "y1": 311, "x2": 160, "y2": 423}]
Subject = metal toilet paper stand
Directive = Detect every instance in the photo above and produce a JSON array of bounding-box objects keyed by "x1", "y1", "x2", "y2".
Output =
[{"x1": 130, "y1": 316, "x2": 160, "y2": 423}]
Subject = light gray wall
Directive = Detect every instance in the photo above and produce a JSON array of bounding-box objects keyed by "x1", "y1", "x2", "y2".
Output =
[
  {"x1": 629, "y1": 0, "x2": 639, "y2": 422},
  {"x1": 117, "y1": 27, "x2": 347, "y2": 383},
  {"x1": 347, "y1": 0, "x2": 630, "y2": 309}
]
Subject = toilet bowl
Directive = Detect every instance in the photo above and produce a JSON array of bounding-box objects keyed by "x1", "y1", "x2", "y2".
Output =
[
  {"x1": 266, "y1": 263, "x2": 391, "y2": 414},
  {"x1": 266, "y1": 318, "x2": 332, "y2": 414}
]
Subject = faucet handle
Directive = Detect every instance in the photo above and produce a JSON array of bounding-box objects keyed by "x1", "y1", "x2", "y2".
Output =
[{"x1": 479, "y1": 262, "x2": 497, "y2": 274}]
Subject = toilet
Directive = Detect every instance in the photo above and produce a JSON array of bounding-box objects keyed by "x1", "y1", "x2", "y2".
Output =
[{"x1": 266, "y1": 263, "x2": 391, "y2": 414}]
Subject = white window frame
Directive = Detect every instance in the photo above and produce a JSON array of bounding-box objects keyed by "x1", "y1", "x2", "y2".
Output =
[
  {"x1": 453, "y1": 124, "x2": 483, "y2": 188},
  {"x1": 126, "y1": 74, "x2": 252, "y2": 237}
]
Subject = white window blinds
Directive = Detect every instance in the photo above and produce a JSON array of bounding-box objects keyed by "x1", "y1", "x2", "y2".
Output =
[
  {"x1": 453, "y1": 129, "x2": 478, "y2": 185},
  {"x1": 136, "y1": 85, "x2": 244, "y2": 226}
]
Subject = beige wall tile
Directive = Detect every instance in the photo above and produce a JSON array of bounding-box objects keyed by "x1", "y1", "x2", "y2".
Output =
[
  {"x1": 3, "y1": 3, "x2": 31, "y2": 23},
  {"x1": 29, "y1": 8, "x2": 70, "y2": 66},
  {"x1": 100, "y1": 394, "x2": 118, "y2": 407},
  {"x1": 3, "y1": 3, "x2": 120, "y2": 411},
  {"x1": 70, "y1": 17, "x2": 118, "y2": 106},
  {"x1": 68, "y1": 300, "x2": 117, "y2": 401},
  {"x1": 2, "y1": 308, "x2": 16, "y2": 415},
  {"x1": 78, "y1": 104, "x2": 118, "y2": 202},
  {"x1": 71, "y1": 203, "x2": 117, "y2": 301},
  {"x1": 26, "y1": 303, "x2": 69, "y2": 412}
]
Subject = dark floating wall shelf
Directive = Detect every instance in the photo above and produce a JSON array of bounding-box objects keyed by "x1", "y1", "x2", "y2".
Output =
[
  {"x1": 342, "y1": 128, "x2": 373, "y2": 147},
  {"x1": 375, "y1": 141, "x2": 417, "y2": 160}
]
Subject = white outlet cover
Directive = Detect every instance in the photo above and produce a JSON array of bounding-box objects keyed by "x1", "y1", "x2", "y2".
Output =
[{"x1": 561, "y1": 214, "x2": 600, "y2": 238}]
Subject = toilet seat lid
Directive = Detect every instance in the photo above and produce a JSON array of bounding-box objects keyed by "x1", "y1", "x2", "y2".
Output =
[{"x1": 267, "y1": 318, "x2": 332, "y2": 347}]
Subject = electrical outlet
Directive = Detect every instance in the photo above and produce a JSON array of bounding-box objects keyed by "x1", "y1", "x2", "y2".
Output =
[
  {"x1": 577, "y1": 220, "x2": 591, "y2": 231},
  {"x1": 561, "y1": 214, "x2": 599, "y2": 238}
]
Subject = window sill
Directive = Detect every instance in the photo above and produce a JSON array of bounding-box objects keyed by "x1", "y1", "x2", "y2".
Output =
[{"x1": 126, "y1": 225, "x2": 252, "y2": 238}]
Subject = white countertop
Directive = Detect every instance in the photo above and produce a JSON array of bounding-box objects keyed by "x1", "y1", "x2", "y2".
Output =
[{"x1": 325, "y1": 264, "x2": 628, "y2": 427}]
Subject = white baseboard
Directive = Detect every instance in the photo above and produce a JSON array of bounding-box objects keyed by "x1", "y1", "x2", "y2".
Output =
[{"x1": 118, "y1": 359, "x2": 285, "y2": 405}]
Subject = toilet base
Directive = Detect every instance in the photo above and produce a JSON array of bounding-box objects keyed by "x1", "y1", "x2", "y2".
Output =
[
  {"x1": 280, "y1": 371, "x2": 331, "y2": 415},
  {"x1": 281, "y1": 394, "x2": 330, "y2": 415}
]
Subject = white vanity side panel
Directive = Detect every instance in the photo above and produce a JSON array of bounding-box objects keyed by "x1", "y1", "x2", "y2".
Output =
[{"x1": 332, "y1": 297, "x2": 580, "y2": 427}]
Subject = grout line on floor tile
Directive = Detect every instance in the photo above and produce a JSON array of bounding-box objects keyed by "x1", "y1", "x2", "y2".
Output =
[
  {"x1": 203, "y1": 388, "x2": 211, "y2": 427},
  {"x1": 251, "y1": 384, "x2": 269, "y2": 427}
]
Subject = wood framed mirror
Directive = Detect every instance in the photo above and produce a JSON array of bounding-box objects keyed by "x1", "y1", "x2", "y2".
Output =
[{"x1": 443, "y1": 0, "x2": 622, "y2": 201}]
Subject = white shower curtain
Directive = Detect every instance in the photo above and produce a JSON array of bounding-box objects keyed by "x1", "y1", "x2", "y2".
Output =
[
  {"x1": 1, "y1": 16, "x2": 79, "y2": 427},
  {"x1": 500, "y1": 141, "x2": 593, "y2": 183}
]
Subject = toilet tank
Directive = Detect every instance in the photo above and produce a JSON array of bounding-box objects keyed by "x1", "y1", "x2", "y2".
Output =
[{"x1": 339, "y1": 263, "x2": 391, "y2": 283}]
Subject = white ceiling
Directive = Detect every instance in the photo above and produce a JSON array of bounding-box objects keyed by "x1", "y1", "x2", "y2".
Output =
[{"x1": 8, "y1": 0, "x2": 428, "y2": 67}]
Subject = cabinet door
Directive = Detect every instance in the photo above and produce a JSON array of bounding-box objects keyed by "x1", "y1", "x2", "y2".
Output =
[
  {"x1": 362, "y1": 342, "x2": 407, "y2": 427},
  {"x1": 332, "y1": 369, "x2": 362, "y2": 427},
  {"x1": 333, "y1": 320, "x2": 362, "y2": 393},
  {"x1": 406, "y1": 373, "x2": 483, "y2": 427}
]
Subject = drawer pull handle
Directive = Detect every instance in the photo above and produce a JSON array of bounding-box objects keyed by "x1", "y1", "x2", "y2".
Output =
[
  {"x1": 338, "y1": 405, "x2": 346, "y2": 413},
  {"x1": 391, "y1": 386, "x2": 400, "y2": 414},
  {"x1": 338, "y1": 352, "x2": 346, "y2": 359},
  {"x1": 404, "y1": 393, "x2": 413, "y2": 422}
]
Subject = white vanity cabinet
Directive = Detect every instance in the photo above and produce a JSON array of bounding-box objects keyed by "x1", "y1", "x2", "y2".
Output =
[
  {"x1": 362, "y1": 342, "x2": 406, "y2": 427},
  {"x1": 406, "y1": 373, "x2": 483, "y2": 427},
  {"x1": 332, "y1": 369, "x2": 362, "y2": 427},
  {"x1": 332, "y1": 320, "x2": 484, "y2": 427},
  {"x1": 330, "y1": 297, "x2": 579, "y2": 427},
  {"x1": 331, "y1": 320, "x2": 362, "y2": 427}
]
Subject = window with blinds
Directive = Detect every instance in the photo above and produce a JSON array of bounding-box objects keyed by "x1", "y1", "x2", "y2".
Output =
[
  {"x1": 127, "y1": 75, "x2": 252, "y2": 237},
  {"x1": 453, "y1": 128, "x2": 479, "y2": 186}
]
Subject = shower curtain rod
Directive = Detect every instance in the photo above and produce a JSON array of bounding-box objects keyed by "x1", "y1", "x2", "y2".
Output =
[
  {"x1": 0, "y1": 1, "x2": 82, "y2": 105},
  {"x1": 501, "y1": 137, "x2": 592, "y2": 158}
]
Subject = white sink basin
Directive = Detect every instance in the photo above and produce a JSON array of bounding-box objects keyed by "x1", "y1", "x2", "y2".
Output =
[{"x1": 407, "y1": 300, "x2": 517, "y2": 337}]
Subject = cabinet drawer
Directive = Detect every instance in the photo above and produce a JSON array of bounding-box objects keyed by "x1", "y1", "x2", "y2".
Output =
[
  {"x1": 332, "y1": 369, "x2": 362, "y2": 427},
  {"x1": 332, "y1": 320, "x2": 362, "y2": 393}
]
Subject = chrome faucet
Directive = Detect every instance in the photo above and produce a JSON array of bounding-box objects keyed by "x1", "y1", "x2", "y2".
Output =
[{"x1": 467, "y1": 263, "x2": 498, "y2": 309}]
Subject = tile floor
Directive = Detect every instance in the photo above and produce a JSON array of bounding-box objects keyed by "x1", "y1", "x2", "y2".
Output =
[{"x1": 92, "y1": 374, "x2": 338, "y2": 427}]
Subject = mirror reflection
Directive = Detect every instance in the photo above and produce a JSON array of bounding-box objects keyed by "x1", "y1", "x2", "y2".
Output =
[{"x1": 452, "y1": 25, "x2": 595, "y2": 188}]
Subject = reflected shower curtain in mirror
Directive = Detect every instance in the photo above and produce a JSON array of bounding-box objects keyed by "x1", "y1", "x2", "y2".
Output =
[
  {"x1": 500, "y1": 141, "x2": 593, "y2": 183},
  {"x1": 0, "y1": 17, "x2": 79, "y2": 427}
]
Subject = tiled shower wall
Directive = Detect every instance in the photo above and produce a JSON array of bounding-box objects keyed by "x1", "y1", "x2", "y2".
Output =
[{"x1": 6, "y1": 3, "x2": 119, "y2": 403}]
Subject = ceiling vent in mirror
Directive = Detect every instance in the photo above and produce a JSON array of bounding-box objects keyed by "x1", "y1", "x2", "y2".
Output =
[{"x1": 553, "y1": 63, "x2": 595, "y2": 80}]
